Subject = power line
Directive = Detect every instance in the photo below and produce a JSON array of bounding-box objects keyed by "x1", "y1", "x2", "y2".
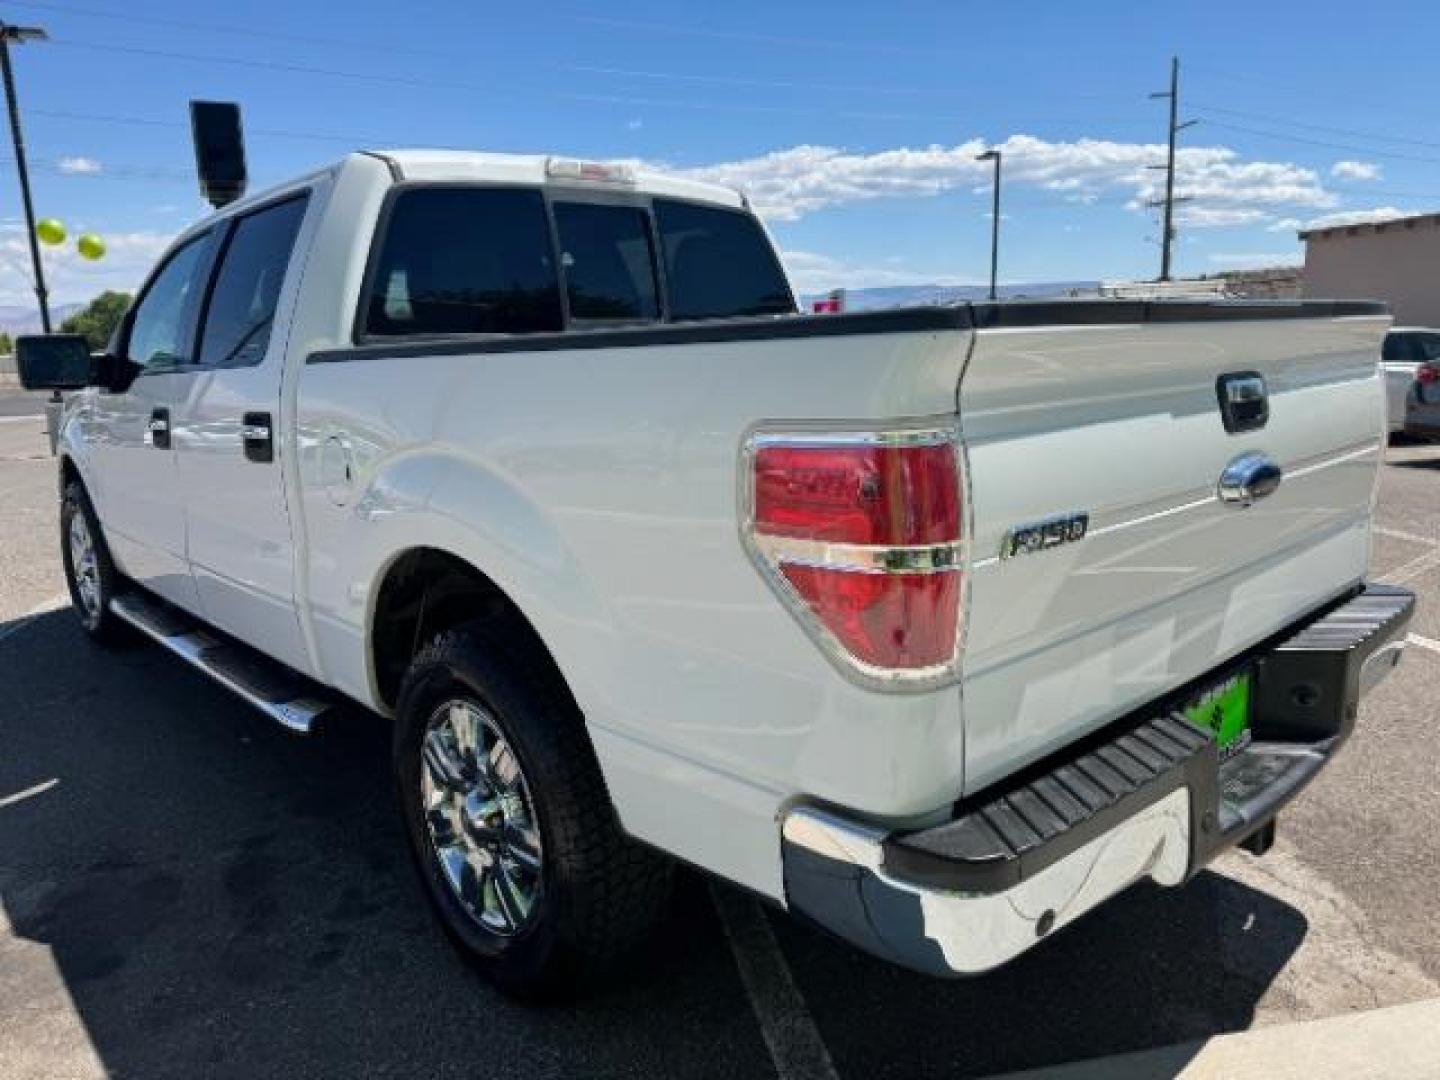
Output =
[
  {"x1": 1198, "y1": 119, "x2": 1440, "y2": 165},
  {"x1": 1191, "y1": 102, "x2": 1440, "y2": 152}
]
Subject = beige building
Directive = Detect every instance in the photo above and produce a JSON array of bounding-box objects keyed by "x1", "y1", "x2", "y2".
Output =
[{"x1": 1302, "y1": 211, "x2": 1440, "y2": 325}]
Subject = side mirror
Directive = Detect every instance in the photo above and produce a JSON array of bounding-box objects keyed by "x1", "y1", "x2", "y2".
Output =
[{"x1": 15, "y1": 334, "x2": 96, "y2": 391}]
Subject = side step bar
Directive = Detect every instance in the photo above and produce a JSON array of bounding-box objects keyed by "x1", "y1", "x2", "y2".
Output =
[{"x1": 110, "y1": 590, "x2": 334, "y2": 734}]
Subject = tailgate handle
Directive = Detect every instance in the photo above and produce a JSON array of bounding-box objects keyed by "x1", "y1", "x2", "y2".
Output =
[{"x1": 1218, "y1": 452, "x2": 1282, "y2": 507}]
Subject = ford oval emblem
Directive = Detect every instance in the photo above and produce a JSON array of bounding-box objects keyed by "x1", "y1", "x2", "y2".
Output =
[{"x1": 1218, "y1": 452, "x2": 1282, "y2": 507}]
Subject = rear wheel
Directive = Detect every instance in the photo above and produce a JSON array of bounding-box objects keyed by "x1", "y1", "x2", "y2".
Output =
[
  {"x1": 60, "y1": 480, "x2": 132, "y2": 645},
  {"x1": 393, "y1": 622, "x2": 671, "y2": 1000}
]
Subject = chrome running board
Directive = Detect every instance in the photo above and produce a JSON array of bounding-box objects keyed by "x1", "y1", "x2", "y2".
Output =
[{"x1": 110, "y1": 590, "x2": 333, "y2": 734}]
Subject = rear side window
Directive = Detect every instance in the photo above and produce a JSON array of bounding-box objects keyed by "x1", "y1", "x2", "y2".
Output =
[
  {"x1": 1383, "y1": 334, "x2": 1416, "y2": 363},
  {"x1": 1417, "y1": 334, "x2": 1440, "y2": 363},
  {"x1": 364, "y1": 188, "x2": 563, "y2": 337},
  {"x1": 654, "y1": 200, "x2": 795, "y2": 321},
  {"x1": 199, "y1": 195, "x2": 309, "y2": 367},
  {"x1": 552, "y1": 202, "x2": 659, "y2": 322}
]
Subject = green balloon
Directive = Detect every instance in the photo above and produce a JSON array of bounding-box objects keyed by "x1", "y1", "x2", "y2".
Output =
[
  {"x1": 77, "y1": 233, "x2": 106, "y2": 261},
  {"x1": 36, "y1": 218, "x2": 66, "y2": 246}
]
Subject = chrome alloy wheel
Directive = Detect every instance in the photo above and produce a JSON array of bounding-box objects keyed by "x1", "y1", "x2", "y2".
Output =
[
  {"x1": 420, "y1": 699, "x2": 544, "y2": 937},
  {"x1": 68, "y1": 510, "x2": 101, "y2": 620}
]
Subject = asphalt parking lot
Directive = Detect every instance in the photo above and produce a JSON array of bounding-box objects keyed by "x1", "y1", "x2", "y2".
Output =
[{"x1": 3, "y1": 388, "x2": 1438, "y2": 1079}]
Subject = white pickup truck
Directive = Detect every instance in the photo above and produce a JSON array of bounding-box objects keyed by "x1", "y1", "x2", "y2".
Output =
[{"x1": 18, "y1": 150, "x2": 1413, "y2": 999}]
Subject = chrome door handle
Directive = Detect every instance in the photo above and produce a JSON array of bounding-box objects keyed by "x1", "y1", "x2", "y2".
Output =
[
  {"x1": 241, "y1": 411, "x2": 274, "y2": 463},
  {"x1": 149, "y1": 407, "x2": 171, "y2": 449}
]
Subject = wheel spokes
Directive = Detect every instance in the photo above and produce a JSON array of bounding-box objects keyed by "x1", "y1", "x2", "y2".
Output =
[
  {"x1": 421, "y1": 729, "x2": 469, "y2": 792},
  {"x1": 420, "y1": 697, "x2": 543, "y2": 938}
]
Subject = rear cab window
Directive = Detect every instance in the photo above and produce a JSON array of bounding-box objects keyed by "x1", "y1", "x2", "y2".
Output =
[
  {"x1": 653, "y1": 199, "x2": 795, "y2": 321},
  {"x1": 359, "y1": 183, "x2": 794, "y2": 341}
]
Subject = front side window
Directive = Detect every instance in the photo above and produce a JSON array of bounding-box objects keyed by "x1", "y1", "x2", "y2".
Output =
[
  {"x1": 125, "y1": 235, "x2": 210, "y2": 368},
  {"x1": 552, "y1": 202, "x2": 660, "y2": 322},
  {"x1": 199, "y1": 195, "x2": 309, "y2": 367},
  {"x1": 654, "y1": 199, "x2": 795, "y2": 321},
  {"x1": 364, "y1": 188, "x2": 563, "y2": 337}
]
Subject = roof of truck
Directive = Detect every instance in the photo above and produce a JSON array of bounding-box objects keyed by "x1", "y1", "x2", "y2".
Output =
[{"x1": 369, "y1": 150, "x2": 748, "y2": 210}]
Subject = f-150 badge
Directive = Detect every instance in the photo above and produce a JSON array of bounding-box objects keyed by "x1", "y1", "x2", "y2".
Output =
[{"x1": 1000, "y1": 513, "x2": 1089, "y2": 559}]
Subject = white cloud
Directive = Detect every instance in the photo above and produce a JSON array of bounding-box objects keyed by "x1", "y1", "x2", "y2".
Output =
[
  {"x1": 56, "y1": 156, "x2": 102, "y2": 175},
  {"x1": 1207, "y1": 252, "x2": 1301, "y2": 268},
  {"x1": 0, "y1": 228, "x2": 175, "y2": 307},
  {"x1": 780, "y1": 249, "x2": 972, "y2": 294},
  {"x1": 1331, "y1": 160, "x2": 1381, "y2": 182},
  {"x1": 626, "y1": 117, "x2": 643, "y2": 131},
  {"x1": 1297, "y1": 206, "x2": 1418, "y2": 231},
  {"x1": 683, "y1": 135, "x2": 1337, "y2": 226}
]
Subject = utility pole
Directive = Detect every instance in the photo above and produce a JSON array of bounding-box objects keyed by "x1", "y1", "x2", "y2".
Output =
[
  {"x1": 0, "y1": 20, "x2": 51, "y2": 332},
  {"x1": 1148, "y1": 56, "x2": 1197, "y2": 282},
  {"x1": 976, "y1": 148, "x2": 1002, "y2": 301}
]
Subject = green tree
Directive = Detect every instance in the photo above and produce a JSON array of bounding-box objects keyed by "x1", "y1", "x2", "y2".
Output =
[
  {"x1": 60, "y1": 290, "x2": 132, "y2": 351},
  {"x1": 0, "y1": 331, "x2": 12, "y2": 355}
]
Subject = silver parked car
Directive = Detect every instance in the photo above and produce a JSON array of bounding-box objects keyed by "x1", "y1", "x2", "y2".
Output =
[{"x1": 1383, "y1": 327, "x2": 1440, "y2": 439}]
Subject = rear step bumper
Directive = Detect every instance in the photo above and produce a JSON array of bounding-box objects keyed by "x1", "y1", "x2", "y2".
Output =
[{"x1": 780, "y1": 582, "x2": 1414, "y2": 977}]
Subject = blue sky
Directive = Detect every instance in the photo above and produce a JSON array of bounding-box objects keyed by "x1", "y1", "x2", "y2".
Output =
[{"x1": 0, "y1": 0, "x2": 1435, "y2": 307}]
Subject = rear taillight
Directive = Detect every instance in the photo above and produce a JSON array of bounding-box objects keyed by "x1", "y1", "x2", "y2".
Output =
[
  {"x1": 1417, "y1": 364, "x2": 1438, "y2": 386},
  {"x1": 743, "y1": 424, "x2": 965, "y2": 688}
]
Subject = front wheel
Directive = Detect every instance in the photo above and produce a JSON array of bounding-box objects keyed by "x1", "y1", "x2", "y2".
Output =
[
  {"x1": 60, "y1": 479, "x2": 132, "y2": 645},
  {"x1": 393, "y1": 622, "x2": 672, "y2": 1000}
]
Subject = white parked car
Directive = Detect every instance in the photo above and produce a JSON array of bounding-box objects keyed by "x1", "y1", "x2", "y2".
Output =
[
  {"x1": 18, "y1": 151, "x2": 1413, "y2": 998},
  {"x1": 1382, "y1": 326, "x2": 1440, "y2": 438}
]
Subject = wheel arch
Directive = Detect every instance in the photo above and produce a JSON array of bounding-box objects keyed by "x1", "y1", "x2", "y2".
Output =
[{"x1": 367, "y1": 546, "x2": 578, "y2": 716}]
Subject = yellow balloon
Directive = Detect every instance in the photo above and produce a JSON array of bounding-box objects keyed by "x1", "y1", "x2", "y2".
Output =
[
  {"x1": 76, "y1": 233, "x2": 106, "y2": 261},
  {"x1": 36, "y1": 218, "x2": 66, "y2": 246}
]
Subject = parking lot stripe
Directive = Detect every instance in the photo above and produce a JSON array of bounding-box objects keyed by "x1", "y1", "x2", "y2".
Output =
[
  {"x1": 0, "y1": 594, "x2": 70, "y2": 645},
  {"x1": 711, "y1": 884, "x2": 839, "y2": 1080},
  {"x1": 1375, "y1": 525, "x2": 1440, "y2": 548},
  {"x1": 0, "y1": 778, "x2": 59, "y2": 809},
  {"x1": 1407, "y1": 633, "x2": 1440, "y2": 656}
]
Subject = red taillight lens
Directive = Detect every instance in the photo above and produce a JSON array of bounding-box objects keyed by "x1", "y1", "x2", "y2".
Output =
[
  {"x1": 1417, "y1": 364, "x2": 1438, "y2": 386},
  {"x1": 779, "y1": 565, "x2": 960, "y2": 670},
  {"x1": 746, "y1": 430, "x2": 964, "y2": 683},
  {"x1": 754, "y1": 443, "x2": 960, "y2": 546}
]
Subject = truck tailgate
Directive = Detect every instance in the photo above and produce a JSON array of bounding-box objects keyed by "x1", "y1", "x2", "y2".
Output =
[{"x1": 958, "y1": 305, "x2": 1388, "y2": 793}]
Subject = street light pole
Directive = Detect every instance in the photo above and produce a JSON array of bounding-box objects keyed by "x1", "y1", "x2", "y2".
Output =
[
  {"x1": 976, "y1": 148, "x2": 1002, "y2": 301},
  {"x1": 0, "y1": 21, "x2": 51, "y2": 333}
]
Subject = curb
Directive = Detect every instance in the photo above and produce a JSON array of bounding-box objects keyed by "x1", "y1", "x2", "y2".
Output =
[{"x1": 993, "y1": 997, "x2": 1440, "y2": 1080}]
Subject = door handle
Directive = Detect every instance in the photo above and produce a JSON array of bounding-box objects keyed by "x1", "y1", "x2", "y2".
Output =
[
  {"x1": 241, "y1": 411, "x2": 274, "y2": 463},
  {"x1": 149, "y1": 407, "x2": 170, "y2": 449}
]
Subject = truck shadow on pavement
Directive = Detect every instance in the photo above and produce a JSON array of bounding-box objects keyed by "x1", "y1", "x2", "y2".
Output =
[{"x1": 1, "y1": 612, "x2": 1305, "y2": 1080}]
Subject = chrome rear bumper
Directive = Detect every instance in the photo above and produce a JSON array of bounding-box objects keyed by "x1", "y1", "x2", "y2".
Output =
[{"x1": 780, "y1": 583, "x2": 1414, "y2": 977}]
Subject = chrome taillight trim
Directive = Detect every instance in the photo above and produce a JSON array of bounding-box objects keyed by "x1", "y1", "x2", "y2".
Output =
[
  {"x1": 753, "y1": 535, "x2": 963, "y2": 575},
  {"x1": 738, "y1": 417, "x2": 967, "y2": 693}
]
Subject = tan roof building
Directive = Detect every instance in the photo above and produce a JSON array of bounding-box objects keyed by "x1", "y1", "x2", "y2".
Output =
[{"x1": 1301, "y1": 211, "x2": 1440, "y2": 325}]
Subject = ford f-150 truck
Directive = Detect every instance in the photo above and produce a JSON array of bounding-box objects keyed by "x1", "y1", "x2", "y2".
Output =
[{"x1": 17, "y1": 150, "x2": 1414, "y2": 999}]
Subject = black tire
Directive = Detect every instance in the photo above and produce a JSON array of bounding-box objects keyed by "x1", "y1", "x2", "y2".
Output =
[
  {"x1": 59, "y1": 479, "x2": 133, "y2": 646},
  {"x1": 393, "y1": 621, "x2": 672, "y2": 1000}
]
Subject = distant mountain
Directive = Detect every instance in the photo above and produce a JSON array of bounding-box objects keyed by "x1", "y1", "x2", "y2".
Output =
[
  {"x1": 0, "y1": 303, "x2": 85, "y2": 335},
  {"x1": 800, "y1": 282, "x2": 1100, "y2": 311}
]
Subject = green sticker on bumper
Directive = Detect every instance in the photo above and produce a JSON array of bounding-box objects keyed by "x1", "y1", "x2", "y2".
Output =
[{"x1": 1183, "y1": 672, "x2": 1251, "y2": 751}]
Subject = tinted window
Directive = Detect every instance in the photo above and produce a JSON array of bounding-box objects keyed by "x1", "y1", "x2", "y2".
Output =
[
  {"x1": 199, "y1": 195, "x2": 309, "y2": 367},
  {"x1": 126, "y1": 236, "x2": 210, "y2": 368},
  {"x1": 654, "y1": 200, "x2": 794, "y2": 321},
  {"x1": 553, "y1": 202, "x2": 659, "y2": 322},
  {"x1": 1383, "y1": 333, "x2": 1416, "y2": 363},
  {"x1": 365, "y1": 188, "x2": 562, "y2": 336},
  {"x1": 1416, "y1": 334, "x2": 1440, "y2": 363}
]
